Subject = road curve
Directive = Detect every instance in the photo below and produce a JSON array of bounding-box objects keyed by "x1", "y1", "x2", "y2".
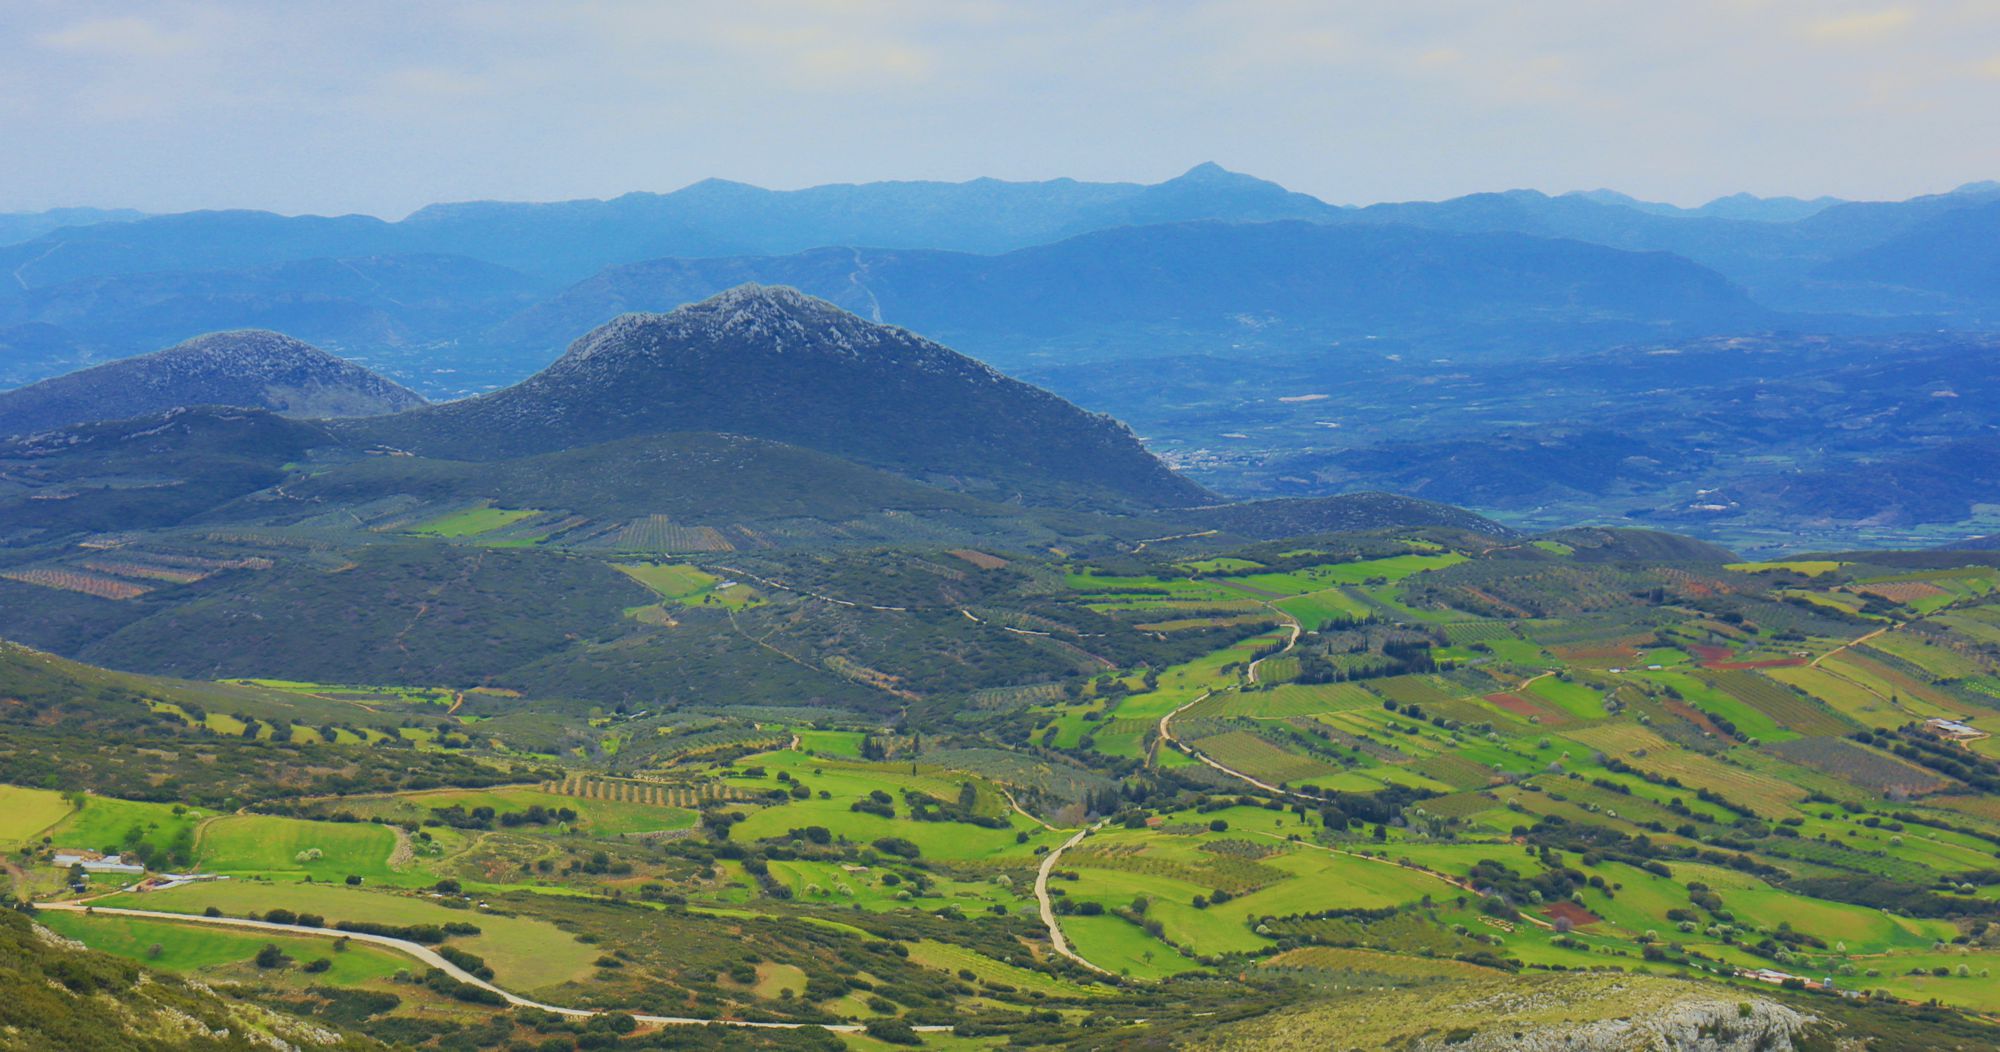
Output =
[
  {"x1": 1033, "y1": 824, "x2": 1112, "y2": 976},
  {"x1": 38, "y1": 903, "x2": 951, "y2": 1033},
  {"x1": 1154, "y1": 688, "x2": 1322, "y2": 801},
  {"x1": 1245, "y1": 608, "x2": 1302, "y2": 685}
]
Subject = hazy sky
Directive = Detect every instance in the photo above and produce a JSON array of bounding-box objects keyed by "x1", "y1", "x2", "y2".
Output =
[{"x1": 4, "y1": 1, "x2": 1997, "y2": 217}]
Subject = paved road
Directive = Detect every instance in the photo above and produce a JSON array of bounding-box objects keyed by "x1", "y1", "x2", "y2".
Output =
[
  {"x1": 39, "y1": 903, "x2": 951, "y2": 1033},
  {"x1": 1033, "y1": 824, "x2": 1112, "y2": 976}
]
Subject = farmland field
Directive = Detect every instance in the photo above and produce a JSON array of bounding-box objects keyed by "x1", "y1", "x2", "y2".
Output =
[
  {"x1": 1195, "y1": 681, "x2": 1378, "y2": 719},
  {"x1": 21, "y1": 516, "x2": 2000, "y2": 1038},
  {"x1": 41, "y1": 911, "x2": 408, "y2": 987},
  {"x1": 1188, "y1": 730, "x2": 1340, "y2": 785},
  {"x1": 409, "y1": 504, "x2": 539, "y2": 538},
  {"x1": 196, "y1": 814, "x2": 401, "y2": 882},
  {"x1": 0, "y1": 786, "x2": 76, "y2": 844},
  {"x1": 98, "y1": 882, "x2": 599, "y2": 993},
  {"x1": 1709, "y1": 670, "x2": 1855, "y2": 736}
]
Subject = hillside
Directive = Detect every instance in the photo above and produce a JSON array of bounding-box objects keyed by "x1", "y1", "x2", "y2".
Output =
[
  {"x1": 0, "y1": 407, "x2": 339, "y2": 540},
  {"x1": 1184, "y1": 492, "x2": 1517, "y2": 540},
  {"x1": 0, "y1": 331, "x2": 425, "y2": 438},
  {"x1": 0, "y1": 907, "x2": 372, "y2": 1051},
  {"x1": 488, "y1": 220, "x2": 1771, "y2": 368},
  {"x1": 276, "y1": 431, "x2": 1010, "y2": 525},
  {"x1": 360, "y1": 285, "x2": 1209, "y2": 508}
]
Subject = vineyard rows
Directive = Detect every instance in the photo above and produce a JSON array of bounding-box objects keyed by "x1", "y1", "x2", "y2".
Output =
[{"x1": 543, "y1": 775, "x2": 745, "y2": 808}]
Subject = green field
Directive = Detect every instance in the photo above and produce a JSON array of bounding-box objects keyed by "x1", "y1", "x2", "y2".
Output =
[
  {"x1": 0, "y1": 786, "x2": 77, "y2": 844},
  {"x1": 196, "y1": 814, "x2": 401, "y2": 882},
  {"x1": 328, "y1": 785, "x2": 696, "y2": 838},
  {"x1": 99, "y1": 882, "x2": 599, "y2": 993},
  {"x1": 44, "y1": 794, "x2": 208, "y2": 863},
  {"x1": 41, "y1": 910, "x2": 408, "y2": 986},
  {"x1": 615, "y1": 560, "x2": 762, "y2": 608},
  {"x1": 410, "y1": 504, "x2": 540, "y2": 537}
]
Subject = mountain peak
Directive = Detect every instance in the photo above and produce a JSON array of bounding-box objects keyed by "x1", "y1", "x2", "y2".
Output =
[
  {"x1": 0, "y1": 329, "x2": 424, "y2": 437},
  {"x1": 365, "y1": 289, "x2": 1209, "y2": 508},
  {"x1": 1169, "y1": 162, "x2": 1255, "y2": 186},
  {"x1": 560, "y1": 284, "x2": 908, "y2": 369}
]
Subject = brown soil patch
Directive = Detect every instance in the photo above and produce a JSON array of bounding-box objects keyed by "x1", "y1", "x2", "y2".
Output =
[
  {"x1": 1544, "y1": 901, "x2": 1602, "y2": 927},
  {"x1": 1662, "y1": 698, "x2": 1725, "y2": 737},
  {"x1": 1704, "y1": 658, "x2": 1806, "y2": 671},
  {"x1": 1485, "y1": 692, "x2": 1565, "y2": 724},
  {"x1": 1853, "y1": 581, "x2": 1947, "y2": 605}
]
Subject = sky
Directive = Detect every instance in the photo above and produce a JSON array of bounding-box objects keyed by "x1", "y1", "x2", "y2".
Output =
[{"x1": 2, "y1": 0, "x2": 1997, "y2": 218}]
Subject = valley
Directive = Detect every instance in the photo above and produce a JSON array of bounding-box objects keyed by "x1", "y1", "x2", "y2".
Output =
[
  {"x1": 8, "y1": 500, "x2": 2000, "y2": 1047},
  {"x1": 3, "y1": 193, "x2": 1999, "y2": 1052}
]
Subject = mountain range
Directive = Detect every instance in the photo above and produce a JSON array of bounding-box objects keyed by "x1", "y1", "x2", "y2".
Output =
[
  {"x1": 5, "y1": 165, "x2": 2000, "y2": 397},
  {"x1": 486, "y1": 220, "x2": 1767, "y2": 370}
]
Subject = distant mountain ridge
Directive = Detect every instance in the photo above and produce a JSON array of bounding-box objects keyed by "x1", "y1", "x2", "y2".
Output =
[
  {"x1": 489, "y1": 220, "x2": 1768, "y2": 368},
  {"x1": 358, "y1": 285, "x2": 1210, "y2": 508},
  {"x1": 5, "y1": 167, "x2": 2000, "y2": 398},
  {"x1": 0, "y1": 164, "x2": 1337, "y2": 289},
  {"x1": 0, "y1": 205, "x2": 146, "y2": 248},
  {"x1": 0, "y1": 329, "x2": 425, "y2": 437}
]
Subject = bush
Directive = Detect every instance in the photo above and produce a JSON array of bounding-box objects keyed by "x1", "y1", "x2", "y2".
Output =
[
  {"x1": 872, "y1": 837, "x2": 921, "y2": 859},
  {"x1": 254, "y1": 944, "x2": 289, "y2": 969},
  {"x1": 863, "y1": 1019, "x2": 922, "y2": 1045}
]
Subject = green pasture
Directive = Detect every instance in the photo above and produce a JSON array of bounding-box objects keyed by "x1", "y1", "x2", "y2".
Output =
[
  {"x1": 1867, "y1": 952, "x2": 2000, "y2": 1012},
  {"x1": 615, "y1": 561, "x2": 761, "y2": 609},
  {"x1": 1061, "y1": 912, "x2": 1201, "y2": 980},
  {"x1": 41, "y1": 911, "x2": 406, "y2": 986},
  {"x1": 1274, "y1": 587, "x2": 1372, "y2": 627},
  {"x1": 99, "y1": 882, "x2": 598, "y2": 993},
  {"x1": 45, "y1": 794, "x2": 206, "y2": 861},
  {"x1": 196, "y1": 814, "x2": 402, "y2": 883},
  {"x1": 1227, "y1": 554, "x2": 1468, "y2": 595},
  {"x1": 796, "y1": 729, "x2": 867, "y2": 757},
  {"x1": 0, "y1": 785, "x2": 77, "y2": 845},
  {"x1": 725, "y1": 751, "x2": 1060, "y2": 860},
  {"x1": 409, "y1": 504, "x2": 539, "y2": 538},
  {"x1": 906, "y1": 939, "x2": 1104, "y2": 998},
  {"x1": 1726, "y1": 560, "x2": 1845, "y2": 577},
  {"x1": 1176, "y1": 558, "x2": 1264, "y2": 574},
  {"x1": 340, "y1": 786, "x2": 695, "y2": 837},
  {"x1": 1523, "y1": 676, "x2": 1609, "y2": 720}
]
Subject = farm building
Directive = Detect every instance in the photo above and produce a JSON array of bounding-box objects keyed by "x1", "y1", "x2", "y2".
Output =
[
  {"x1": 1924, "y1": 718, "x2": 1986, "y2": 742},
  {"x1": 51, "y1": 852, "x2": 147, "y2": 880}
]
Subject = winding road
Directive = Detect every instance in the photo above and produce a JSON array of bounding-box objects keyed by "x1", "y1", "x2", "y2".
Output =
[
  {"x1": 37, "y1": 903, "x2": 949, "y2": 1034},
  {"x1": 1033, "y1": 823, "x2": 1112, "y2": 976}
]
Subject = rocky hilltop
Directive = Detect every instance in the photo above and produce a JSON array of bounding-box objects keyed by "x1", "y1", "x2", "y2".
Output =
[{"x1": 0, "y1": 329, "x2": 424, "y2": 437}]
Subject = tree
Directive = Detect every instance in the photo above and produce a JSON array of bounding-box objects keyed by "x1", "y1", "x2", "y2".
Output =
[{"x1": 254, "y1": 944, "x2": 289, "y2": 969}]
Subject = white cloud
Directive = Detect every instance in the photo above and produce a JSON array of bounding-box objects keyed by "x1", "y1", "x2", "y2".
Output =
[
  {"x1": 1804, "y1": 8, "x2": 1912, "y2": 43},
  {"x1": 37, "y1": 16, "x2": 200, "y2": 57},
  {"x1": 0, "y1": 1, "x2": 1995, "y2": 215}
]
